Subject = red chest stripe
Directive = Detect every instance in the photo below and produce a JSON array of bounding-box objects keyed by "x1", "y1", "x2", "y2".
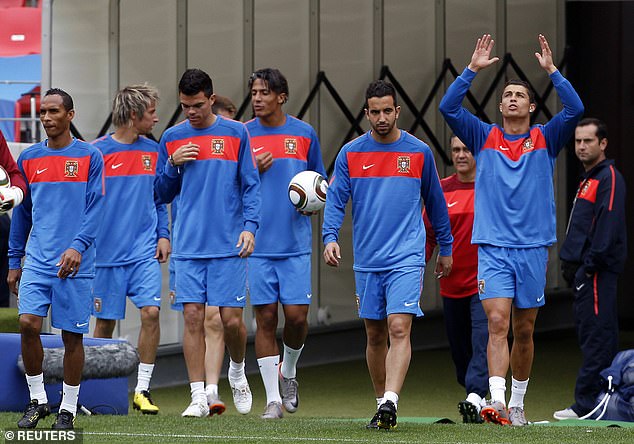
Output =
[
  {"x1": 166, "y1": 135, "x2": 240, "y2": 162},
  {"x1": 23, "y1": 155, "x2": 90, "y2": 184},
  {"x1": 482, "y1": 127, "x2": 547, "y2": 161},
  {"x1": 104, "y1": 150, "x2": 157, "y2": 177},
  {"x1": 347, "y1": 152, "x2": 424, "y2": 178},
  {"x1": 250, "y1": 135, "x2": 310, "y2": 161},
  {"x1": 577, "y1": 178, "x2": 599, "y2": 204}
]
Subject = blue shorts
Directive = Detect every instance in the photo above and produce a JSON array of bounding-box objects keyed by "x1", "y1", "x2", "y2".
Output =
[
  {"x1": 354, "y1": 266, "x2": 424, "y2": 320},
  {"x1": 478, "y1": 245, "x2": 548, "y2": 309},
  {"x1": 93, "y1": 258, "x2": 162, "y2": 320},
  {"x1": 175, "y1": 257, "x2": 247, "y2": 307},
  {"x1": 18, "y1": 268, "x2": 93, "y2": 334},
  {"x1": 249, "y1": 255, "x2": 312, "y2": 306}
]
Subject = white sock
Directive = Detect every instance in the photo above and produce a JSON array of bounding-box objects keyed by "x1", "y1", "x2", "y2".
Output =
[
  {"x1": 280, "y1": 343, "x2": 304, "y2": 379},
  {"x1": 190, "y1": 381, "x2": 206, "y2": 403},
  {"x1": 25, "y1": 373, "x2": 48, "y2": 404},
  {"x1": 508, "y1": 377, "x2": 529, "y2": 409},
  {"x1": 135, "y1": 362, "x2": 154, "y2": 393},
  {"x1": 59, "y1": 383, "x2": 79, "y2": 416},
  {"x1": 376, "y1": 397, "x2": 382, "y2": 410},
  {"x1": 257, "y1": 355, "x2": 282, "y2": 404},
  {"x1": 489, "y1": 376, "x2": 506, "y2": 405},
  {"x1": 228, "y1": 359, "x2": 245, "y2": 382},
  {"x1": 466, "y1": 392, "x2": 483, "y2": 411},
  {"x1": 382, "y1": 391, "x2": 399, "y2": 410},
  {"x1": 205, "y1": 383, "x2": 219, "y2": 400}
]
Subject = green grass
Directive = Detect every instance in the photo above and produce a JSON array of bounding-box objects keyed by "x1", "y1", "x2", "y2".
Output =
[{"x1": 2, "y1": 333, "x2": 634, "y2": 443}]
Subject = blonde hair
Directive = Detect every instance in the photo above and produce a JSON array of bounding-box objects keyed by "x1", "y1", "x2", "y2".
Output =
[{"x1": 112, "y1": 84, "x2": 159, "y2": 128}]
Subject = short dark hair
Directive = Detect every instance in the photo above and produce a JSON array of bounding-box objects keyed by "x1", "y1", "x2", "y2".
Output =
[
  {"x1": 577, "y1": 117, "x2": 608, "y2": 142},
  {"x1": 44, "y1": 88, "x2": 74, "y2": 111},
  {"x1": 502, "y1": 79, "x2": 535, "y2": 104},
  {"x1": 248, "y1": 68, "x2": 289, "y2": 101},
  {"x1": 212, "y1": 95, "x2": 237, "y2": 117},
  {"x1": 365, "y1": 80, "x2": 397, "y2": 108},
  {"x1": 179, "y1": 69, "x2": 213, "y2": 98}
]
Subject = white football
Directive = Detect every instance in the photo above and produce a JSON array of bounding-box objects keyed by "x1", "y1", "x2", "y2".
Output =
[
  {"x1": 288, "y1": 170, "x2": 328, "y2": 212},
  {"x1": 0, "y1": 165, "x2": 10, "y2": 188}
]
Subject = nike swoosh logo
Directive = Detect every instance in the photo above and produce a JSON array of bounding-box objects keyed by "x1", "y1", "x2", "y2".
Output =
[
  {"x1": 111, "y1": 163, "x2": 124, "y2": 169},
  {"x1": 236, "y1": 295, "x2": 246, "y2": 302},
  {"x1": 498, "y1": 146, "x2": 510, "y2": 151},
  {"x1": 253, "y1": 147, "x2": 264, "y2": 152},
  {"x1": 362, "y1": 164, "x2": 375, "y2": 170},
  {"x1": 537, "y1": 294, "x2": 545, "y2": 302},
  {"x1": 36, "y1": 168, "x2": 48, "y2": 174},
  {"x1": 75, "y1": 322, "x2": 88, "y2": 328},
  {"x1": 576, "y1": 283, "x2": 585, "y2": 291},
  {"x1": 153, "y1": 297, "x2": 161, "y2": 301},
  {"x1": 307, "y1": 294, "x2": 312, "y2": 299},
  {"x1": 447, "y1": 202, "x2": 458, "y2": 208},
  {"x1": 404, "y1": 301, "x2": 417, "y2": 307}
]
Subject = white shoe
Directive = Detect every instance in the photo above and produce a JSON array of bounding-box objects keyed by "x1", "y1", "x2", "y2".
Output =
[
  {"x1": 553, "y1": 407, "x2": 579, "y2": 420},
  {"x1": 229, "y1": 378, "x2": 252, "y2": 414},
  {"x1": 261, "y1": 401, "x2": 283, "y2": 419},
  {"x1": 181, "y1": 400, "x2": 209, "y2": 417}
]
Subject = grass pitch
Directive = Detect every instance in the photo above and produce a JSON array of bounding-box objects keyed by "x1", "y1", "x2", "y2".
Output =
[{"x1": 2, "y1": 334, "x2": 633, "y2": 443}]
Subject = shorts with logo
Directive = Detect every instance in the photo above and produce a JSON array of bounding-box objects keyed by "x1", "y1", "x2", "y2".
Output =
[
  {"x1": 93, "y1": 257, "x2": 162, "y2": 320},
  {"x1": 175, "y1": 256, "x2": 247, "y2": 307},
  {"x1": 354, "y1": 266, "x2": 424, "y2": 320},
  {"x1": 249, "y1": 255, "x2": 312, "y2": 306},
  {"x1": 477, "y1": 244, "x2": 548, "y2": 309},
  {"x1": 18, "y1": 268, "x2": 93, "y2": 334}
]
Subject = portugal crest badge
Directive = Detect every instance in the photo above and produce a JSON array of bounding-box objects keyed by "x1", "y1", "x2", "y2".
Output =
[
  {"x1": 64, "y1": 160, "x2": 78, "y2": 177},
  {"x1": 397, "y1": 156, "x2": 410, "y2": 173}
]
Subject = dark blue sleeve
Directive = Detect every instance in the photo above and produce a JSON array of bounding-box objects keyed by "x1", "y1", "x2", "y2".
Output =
[
  {"x1": 8, "y1": 158, "x2": 31, "y2": 269},
  {"x1": 69, "y1": 149, "x2": 105, "y2": 254},
  {"x1": 439, "y1": 68, "x2": 491, "y2": 156},
  {"x1": 542, "y1": 70, "x2": 584, "y2": 156},
  {"x1": 583, "y1": 168, "x2": 626, "y2": 272},
  {"x1": 154, "y1": 135, "x2": 182, "y2": 204},
  {"x1": 322, "y1": 148, "x2": 351, "y2": 244},
  {"x1": 420, "y1": 146, "x2": 452, "y2": 256}
]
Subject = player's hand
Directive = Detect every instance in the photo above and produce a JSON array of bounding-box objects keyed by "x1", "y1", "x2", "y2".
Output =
[
  {"x1": 255, "y1": 151, "x2": 273, "y2": 173},
  {"x1": 56, "y1": 248, "x2": 82, "y2": 279},
  {"x1": 155, "y1": 237, "x2": 171, "y2": 263},
  {"x1": 7, "y1": 268, "x2": 22, "y2": 295},
  {"x1": 435, "y1": 254, "x2": 453, "y2": 279},
  {"x1": 468, "y1": 34, "x2": 499, "y2": 72},
  {"x1": 236, "y1": 231, "x2": 255, "y2": 257},
  {"x1": 323, "y1": 242, "x2": 341, "y2": 267},
  {"x1": 172, "y1": 142, "x2": 200, "y2": 166},
  {"x1": 535, "y1": 34, "x2": 557, "y2": 74}
]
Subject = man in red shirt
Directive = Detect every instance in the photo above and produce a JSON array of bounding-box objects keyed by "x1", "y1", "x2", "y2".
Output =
[{"x1": 426, "y1": 135, "x2": 488, "y2": 423}]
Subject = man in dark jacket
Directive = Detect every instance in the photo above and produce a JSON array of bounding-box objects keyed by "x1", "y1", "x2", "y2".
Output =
[{"x1": 555, "y1": 118, "x2": 627, "y2": 420}]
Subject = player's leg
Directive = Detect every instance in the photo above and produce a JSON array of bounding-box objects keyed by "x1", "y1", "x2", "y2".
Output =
[
  {"x1": 442, "y1": 296, "x2": 471, "y2": 387},
  {"x1": 507, "y1": 246, "x2": 548, "y2": 426},
  {"x1": 211, "y1": 257, "x2": 251, "y2": 415},
  {"x1": 175, "y1": 259, "x2": 209, "y2": 417},
  {"x1": 355, "y1": 270, "x2": 388, "y2": 427},
  {"x1": 278, "y1": 255, "x2": 312, "y2": 414},
  {"x1": 204, "y1": 305, "x2": 226, "y2": 415},
  {"x1": 129, "y1": 259, "x2": 162, "y2": 414},
  {"x1": 16, "y1": 271, "x2": 51, "y2": 428},
  {"x1": 460, "y1": 294, "x2": 488, "y2": 423},
  {"x1": 53, "y1": 277, "x2": 92, "y2": 429}
]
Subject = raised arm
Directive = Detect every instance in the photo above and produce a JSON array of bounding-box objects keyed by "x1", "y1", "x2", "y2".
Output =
[{"x1": 534, "y1": 34, "x2": 557, "y2": 75}]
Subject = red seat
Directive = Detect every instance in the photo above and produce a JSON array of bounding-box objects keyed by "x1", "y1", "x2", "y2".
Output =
[
  {"x1": 0, "y1": 7, "x2": 41, "y2": 57},
  {"x1": 0, "y1": 1, "x2": 25, "y2": 7}
]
